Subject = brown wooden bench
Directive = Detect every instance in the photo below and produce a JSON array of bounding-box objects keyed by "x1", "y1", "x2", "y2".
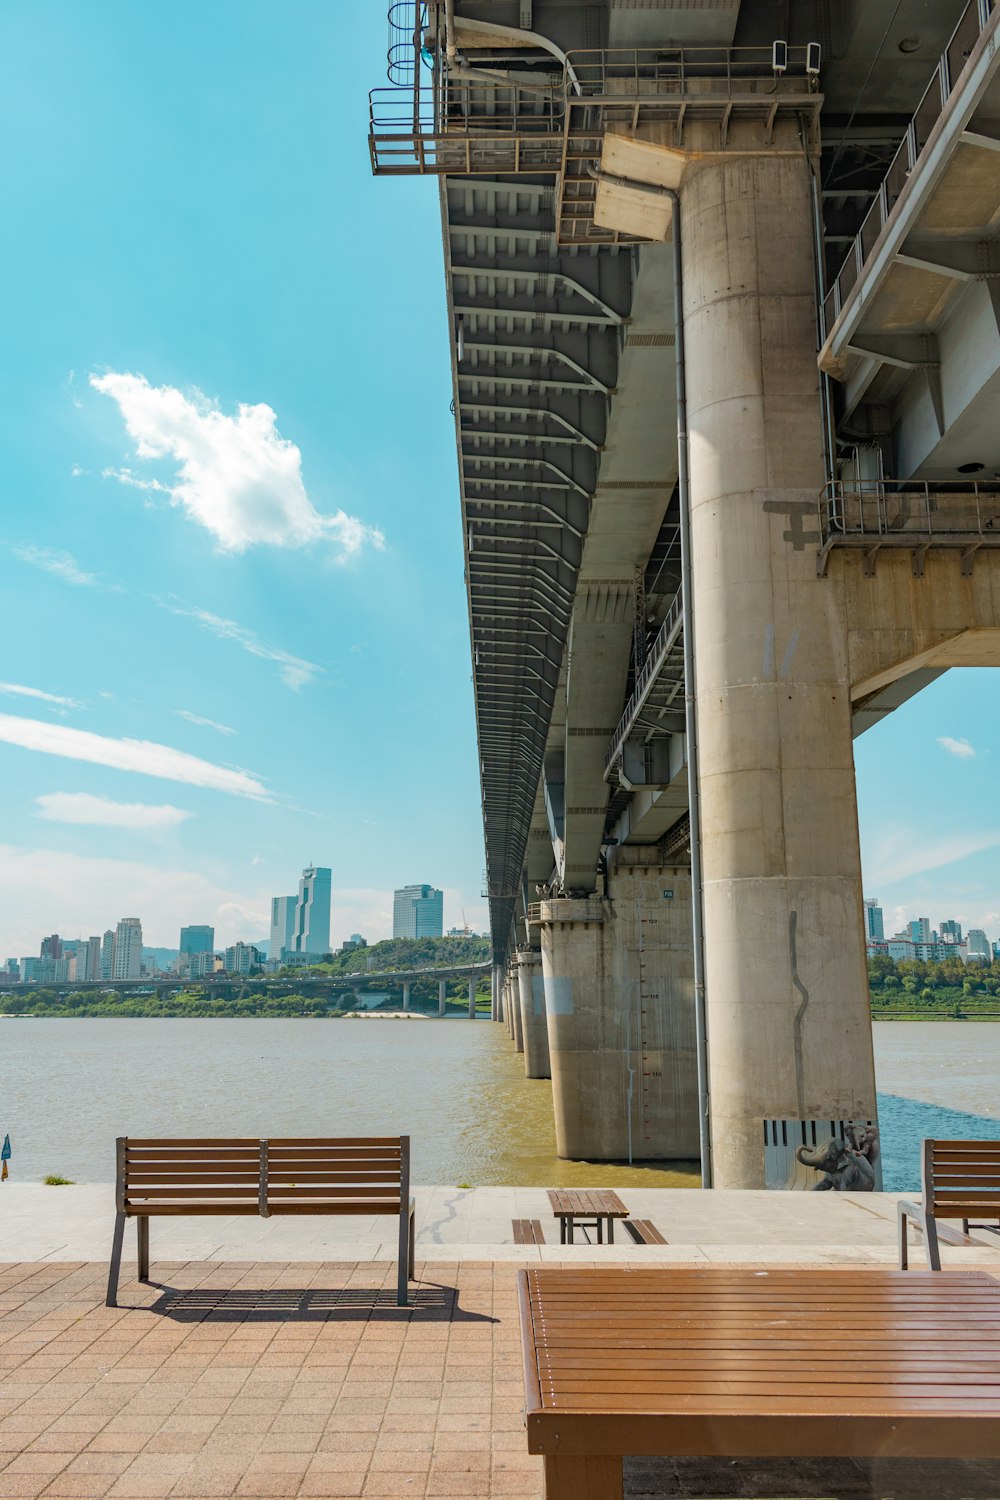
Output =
[
  {"x1": 623, "y1": 1217, "x2": 667, "y2": 1245},
  {"x1": 107, "y1": 1135, "x2": 415, "y2": 1308},
  {"x1": 518, "y1": 1266, "x2": 1000, "y2": 1499},
  {"x1": 513, "y1": 1219, "x2": 545, "y2": 1245},
  {"x1": 899, "y1": 1138, "x2": 1000, "y2": 1269}
]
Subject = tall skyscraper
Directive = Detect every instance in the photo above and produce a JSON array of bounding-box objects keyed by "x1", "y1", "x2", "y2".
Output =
[
  {"x1": 270, "y1": 895, "x2": 297, "y2": 958},
  {"x1": 179, "y1": 925, "x2": 215, "y2": 955},
  {"x1": 80, "y1": 936, "x2": 102, "y2": 981},
  {"x1": 112, "y1": 917, "x2": 143, "y2": 980},
  {"x1": 291, "y1": 866, "x2": 331, "y2": 956},
  {"x1": 908, "y1": 917, "x2": 931, "y2": 944},
  {"x1": 863, "y1": 899, "x2": 883, "y2": 942},
  {"x1": 100, "y1": 929, "x2": 115, "y2": 980},
  {"x1": 968, "y1": 928, "x2": 990, "y2": 962},
  {"x1": 393, "y1": 885, "x2": 444, "y2": 939},
  {"x1": 40, "y1": 934, "x2": 62, "y2": 960},
  {"x1": 940, "y1": 919, "x2": 963, "y2": 944}
]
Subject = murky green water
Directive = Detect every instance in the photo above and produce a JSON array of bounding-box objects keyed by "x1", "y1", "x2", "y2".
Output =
[{"x1": 0, "y1": 1017, "x2": 699, "y2": 1187}]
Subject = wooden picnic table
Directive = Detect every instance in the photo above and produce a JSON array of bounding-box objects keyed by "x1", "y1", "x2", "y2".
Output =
[
  {"x1": 518, "y1": 1266, "x2": 1000, "y2": 1499},
  {"x1": 546, "y1": 1189, "x2": 629, "y2": 1245}
]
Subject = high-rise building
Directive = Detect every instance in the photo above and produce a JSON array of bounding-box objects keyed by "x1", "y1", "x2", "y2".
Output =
[
  {"x1": 3, "y1": 958, "x2": 20, "y2": 980},
  {"x1": 940, "y1": 919, "x2": 963, "y2": 944},
  {"x1": 270, "y1": 895, "x2": 297, "y2": 958},
  {"x1": 112, "y1": 918, "x2": 143, "y2": 980},
  {"x1": 863, "y1": 899, "x2": 883, "y2": 942},
  {"x1": 40, "y1": 934, "x2": 62, "y2": 960},
  {"x1": 100, "y1": 929, "x2": 115, "y2": 980},
  {"x1": 290, "y1": 865, "x2": 331, "y2": 956},
  {"x1": 224, "y1": 943, "x2": 263, "y2": 974},
  {"x1": 967, "y1": 928, "x2": 990, "y2": 962},
  {"x1": 907, "y1": 917, "x2": 931, "y2": 944},
  {"x1": 179, "y1": 925, "x2": 215, "y2": 955},
  {"x1": 393, "y1": 885, "x2": 444, "y2": 939},
  {"x1": 79, "y1": 936, "x2": 102, "y2": 982}
]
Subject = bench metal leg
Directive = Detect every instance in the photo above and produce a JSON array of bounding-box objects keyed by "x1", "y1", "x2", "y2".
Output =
[
  {"x1": 408, "y1": 1205, "x2": 415, "y2": 1281},
  {"x1": 397, "y1": 1205, "x2": 410, "y2": 1307},
  {"x1": 137, "y1": 1217, "x2": 149, "y2": 1282},
  {"x1": 106, "y1": 1211, "x2": 126, "y2": 1307},
  {"x1": 898, "y1": 1201, "x2": 910, "y2": 1270},
  {"x1": 544, "y1": 1454, "x2": 622, "y2": 1499},
  {"x1": 924, "y1": 1210, "x2": 942, "y2": 1271},
  {"x1": 608, "y1": 1217, "x2": 614, "y2": 1245},
  {"x1": 596, "y1": 1217, "x2": 603, "y2": 1245}
]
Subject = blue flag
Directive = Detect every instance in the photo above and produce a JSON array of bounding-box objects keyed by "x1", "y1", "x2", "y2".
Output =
[{"x1": 1, "y1": 1135, "x2": 10, "y2": 1161}]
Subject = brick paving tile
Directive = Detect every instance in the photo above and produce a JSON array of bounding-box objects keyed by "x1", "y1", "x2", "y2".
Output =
[{"x1": 0, "y1": 1261, "x2": 556, "y2": 1499}]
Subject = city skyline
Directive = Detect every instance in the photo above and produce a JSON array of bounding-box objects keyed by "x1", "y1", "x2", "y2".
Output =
[{"x1": 0, "y1": 4, "x2": 997, "y2": 962}]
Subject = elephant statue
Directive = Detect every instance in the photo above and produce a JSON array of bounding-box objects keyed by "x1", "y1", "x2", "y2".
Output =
[{"x1": 796, "y1": 1133, "x2": 877, "y2": 1191}]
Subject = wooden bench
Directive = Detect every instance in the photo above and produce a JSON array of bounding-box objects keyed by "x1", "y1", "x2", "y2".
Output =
[
  {"x1": 518, "y1": 1266, "x2": 1000, "y2": 1499},
  {"x1": 107, "y1": 1135, "x2": 415, "y2": 1308},
  {"x1": 547, "y1": 1188, "x2": 630, "y2": 1244},
  {"x1": 513, "y1": 1219, "x2": 545, "y2": 1245},
  {"x1": 623, "y1": 1217, "x2": 667, "y2": 1245},
  {"x1": 899, "y1": 1138, "x2": 1000, "y2": 1269}
]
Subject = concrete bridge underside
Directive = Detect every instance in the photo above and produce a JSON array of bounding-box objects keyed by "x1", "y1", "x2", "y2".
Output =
[{"x1": 371, "y1": 0, "x2": 1000, "y2": 1185}]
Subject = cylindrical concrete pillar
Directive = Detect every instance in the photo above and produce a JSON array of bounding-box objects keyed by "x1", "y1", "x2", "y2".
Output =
[
  {"x1": 538, "y1": 857, "x2": 699, "y2": 1161},
  {"x1": 511, "y1": 972, "x2": 524, "y2": 1053},
  {"x1": 516, "y1": 949, "x2": 550, "y2": 1078},
  {"x1": 402, "y1": 981, "x2": 411, "y2": 1012},
  {"x1": 468, "y1": 978, "x2": 476, "y2": 1019},
  {"x1": 438, "y1": 978, "x2": 447, "y2": 1017},
  {"x1": 492, "y1": 964, "x2": 503, "y2": 1023},
  {"x1": 681, "y1": 150, "x2": 877, "y2": 1186}
]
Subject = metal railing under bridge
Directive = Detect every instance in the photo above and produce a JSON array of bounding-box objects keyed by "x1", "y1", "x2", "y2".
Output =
[
  {"x1": 817, "y1": 479, "x2": 1000, "y2": 575},
  {"x1": 823, "y1": 0, "x2": 995, "y2": 335}
]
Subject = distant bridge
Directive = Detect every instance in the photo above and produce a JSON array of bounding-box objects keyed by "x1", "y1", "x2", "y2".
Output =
[{"x1": 0, "y1": 963, "x2": 492, "y2": 1017}]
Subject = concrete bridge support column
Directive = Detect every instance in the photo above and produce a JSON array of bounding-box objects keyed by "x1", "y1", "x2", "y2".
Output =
[
  {"x1": 504, "y1": 973, "x2": 516, "y2": 1038},
  {"x1": 468, "y1": 978, "x2": 476, "y2": 1019},
  {"x1": 402, "y1": 982, "x2": 411, "y2": 1013},
  {"x1": 538, "y1": 854, "x2": 699, "y2": 1161},
  {"x1": 438, "y1": 979, "x2": 447, "y2": 1017},
  {"x1": 492, "y1": 964, "x2": 503, "y2": 1023},
  {"x1": 516, "y1": 949, "x2": 550, "y2": 1079},
  {"x1": 682, "y1": 150, "x2": 877, "y2": 1186},
  {"x1": 511, "y1": 970, "x2": 524, "y2": 1053}
]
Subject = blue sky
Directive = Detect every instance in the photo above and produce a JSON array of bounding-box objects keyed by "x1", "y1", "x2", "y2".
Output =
[
  {"x1": 0, "y1": 1, "x2": 488, "y2": 956},
  {"x1": 0, "y1": 3, "x2": 995, "y2": 962}
]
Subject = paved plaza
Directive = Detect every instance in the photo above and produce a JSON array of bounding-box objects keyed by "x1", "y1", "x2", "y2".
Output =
[
  {"x1": 2, "y1": 1190, "x2": 1000, "y2": 1497},
  {"x1": 5, "y1": 1184, "x2": 1000, "y2": 1268}
]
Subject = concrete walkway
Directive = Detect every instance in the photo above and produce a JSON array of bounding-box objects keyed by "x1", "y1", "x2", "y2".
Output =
[{"x1": 2, "y1": 1185, "x2": 1000, "y2": 1268}]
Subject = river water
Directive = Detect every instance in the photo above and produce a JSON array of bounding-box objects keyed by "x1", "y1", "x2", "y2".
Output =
[{"x1": 1, "y1": 1017, "x2": 997, "y2": 1190}]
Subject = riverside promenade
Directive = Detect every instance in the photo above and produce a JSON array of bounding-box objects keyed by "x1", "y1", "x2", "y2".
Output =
[{"x1": 2, "y1": 1187, "x2": 1000, "y2": 1499}]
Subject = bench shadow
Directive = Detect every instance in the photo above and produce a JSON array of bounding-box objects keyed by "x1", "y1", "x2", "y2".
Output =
[
  {"x1": 143, "y1": 1280, "x2": 497, "y2": 1323},
  {"x1": 625, "y1": 1456, "x2": 1000, "y2": 1498}
]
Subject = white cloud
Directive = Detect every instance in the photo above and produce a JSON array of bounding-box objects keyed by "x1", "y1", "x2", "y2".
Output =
[
  {"x1": 164, "y1": 601, "x2": 321, "y2": 691},
  {"x1": 865, "y1": 825, "x2": 1000, "y2": 886},
  {"x1": 36, "y1": 792, "x2": 192, "y2": 830},
  {"x1": 13, "y1": 544, "x2": 100, "y2": 587},
  {"x1": 937, "y1": 736, "x2": 976, "y2": 759},
  {"x1": 90, "y1": 371, "x2": 385, "y2": 558},
  {"x1": 0, "y1": 712, "x2": 270, "y2": 800},
  {"x1": 176, "y1": 709, "x2": 236, "y2": 736},
  {"x1": 0, "y1": 845, "x2": 270, "y2": 955},
  {"x1": 0, "y1": 682, "x2": 82, "y2": 711},
  {"x1": 102, "y1": 465, "x2": 170, "y2": 495}
]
